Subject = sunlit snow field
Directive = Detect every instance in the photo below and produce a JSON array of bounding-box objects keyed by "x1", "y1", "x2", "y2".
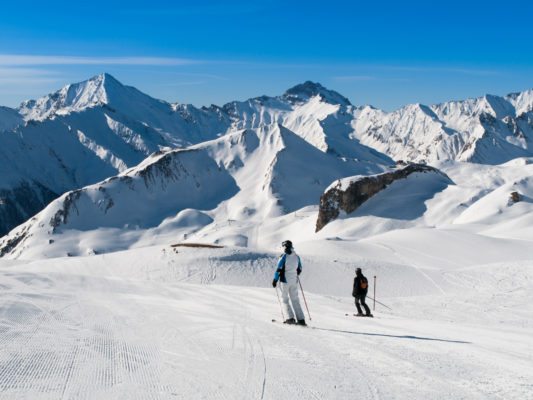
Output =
[{"x1": 1, "y1": 160, "x2": 532, "y2": 399}]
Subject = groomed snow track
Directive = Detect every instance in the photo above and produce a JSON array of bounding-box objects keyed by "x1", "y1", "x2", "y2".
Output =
[{"x1": 1, "y1": 253, "x2": 532, "y2": 399}]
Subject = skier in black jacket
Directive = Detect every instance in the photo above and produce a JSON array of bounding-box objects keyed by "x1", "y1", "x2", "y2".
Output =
[{"x1": 352, "y1": 267, "x2": 373, "y2": 317}]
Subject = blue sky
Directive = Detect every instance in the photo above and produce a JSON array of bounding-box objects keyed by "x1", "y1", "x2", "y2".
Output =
[{"x1": 1, "y1": 0, "x2": 532, "y2": 110}]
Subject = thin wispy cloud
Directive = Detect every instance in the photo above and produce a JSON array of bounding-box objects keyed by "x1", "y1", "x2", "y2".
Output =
[
  {"x1": 0, "y1": 67, "x2": 58, "y2": 76},
  {"x1": 0, "y1": 67, "x2": 62, "y2": 85},
  {"x1": 1, "y1": 56, "x2": 499, "y2": 77},
  {"x1": 0, "y1": 55, "x2": 202, "y2": 66}
]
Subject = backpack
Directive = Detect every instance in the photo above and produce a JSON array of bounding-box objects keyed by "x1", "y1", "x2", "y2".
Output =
[{"x1": 360, "y1": 277, "x2": 368, "y2": 289}]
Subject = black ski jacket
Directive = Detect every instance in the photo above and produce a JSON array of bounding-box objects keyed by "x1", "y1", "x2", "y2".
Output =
[{"x1": 352, "y1": 274, "x2": 368, "y2": 297}]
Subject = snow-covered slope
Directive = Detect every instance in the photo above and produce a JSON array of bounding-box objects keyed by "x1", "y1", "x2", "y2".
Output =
[
  {"x1": 0, "y1": 74, "x2": 226, "y2": 236},
  {"x1": 13, "y1": 74, "x2": 387, "y2": 160},
  {"x1": 1, "y1": 76, "x2": 533, "y2": 399},
  {"x1": 0, "y1": 106, "x2": 23, "y2": 132},
  {"x1": 0, "y1": 230, "x2": 531, "y2": 398},
  {"x1": 0, "y1": 124, "x2": 390, "y2": 258},
  {"x1": 0, "y1": 144, "x2": 237, "y2": 259},
  {"x1": 351, "y1": 90, "x2": 533, "y2": 164},
  {"x1": 221, "y1": 81, "x2": 391, "y2": 164},
  {"x1": 17, "y1": 73, "x2": 229, "y2": 147},
  {"x1": 2, "y1": 73, "x2": 533, "y2": 239},
  {"x1": 0, "y1": 75, "x2": 393, "y2": 237}
]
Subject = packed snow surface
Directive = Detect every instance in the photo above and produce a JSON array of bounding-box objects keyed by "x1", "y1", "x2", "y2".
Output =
[
  {"x1": 1, "y1": 158, "x2": 532, "y2": 398},
  {"x1": 0, "y1": 241, "x2": 531, "y2": 399}
]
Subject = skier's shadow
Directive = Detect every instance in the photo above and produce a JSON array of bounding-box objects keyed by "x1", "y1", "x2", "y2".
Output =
[{"x1": 312, "y1": 327, "x2": 471, "y2": 344}]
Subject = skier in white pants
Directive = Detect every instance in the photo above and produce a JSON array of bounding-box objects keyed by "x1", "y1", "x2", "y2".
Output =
[{"x1": 272, "y1": 240, "x2": 306, "y2": 326}]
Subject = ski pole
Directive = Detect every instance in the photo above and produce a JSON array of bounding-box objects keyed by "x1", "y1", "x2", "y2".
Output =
[
  {"x1": 366, "y1": 296, "x2": 392, "y2": 310},
  {"x1": 275, "y1": 286, "x2": 285, "y2": 321},
  {"x1": 297, "y1": 277, "x2": 312, "y2": 321},
  {"x1": 373, "y1": 275, "x2": 376, "y2": 311}
]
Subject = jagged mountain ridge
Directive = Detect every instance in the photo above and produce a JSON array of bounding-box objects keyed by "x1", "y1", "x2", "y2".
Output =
[
  {"x1": 1, "y1": 73, "x2": 533, "y2": 238},
  {"x1": 0, "y1": 74, "x2": 390, "y2": 237},
  {"x1": 8, "y1": 74, "x2": 533, "y2": 166},
  {"x1": 13, "y1": 73, "x2": 532, "y2": 166},
  {"x1": 5, "y1": 74, "x2": 533, "y2": 164},
  {"x1": 0, "y1": 124, "x2": 389, "y2": 258},
  {"x1": 350, "y1": 90, "x2": 533, "y2": 164}
]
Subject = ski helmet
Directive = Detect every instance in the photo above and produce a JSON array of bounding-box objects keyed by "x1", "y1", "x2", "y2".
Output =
[
  {"x1": 282, "y1": 240, "x2": 293, "y2": 249},
  {"x1": 355, "y1": 267, "x2": 362, "y2": 273}
]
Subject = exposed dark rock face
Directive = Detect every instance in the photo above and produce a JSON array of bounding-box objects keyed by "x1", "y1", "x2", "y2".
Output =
[
  {"x1": 283, "y1": 81, "x2": 352, "y2": 106},
  {"x1": 138, "y1": 150, "x2": 192, "y2": 188},
  {"x1": 510, "y1": 191, "x2": 520, "y2": 203},
  {"x1": 316, "y1": 164, "x2": 451, "y2": 232},
  {"x1": 0, "y1": 181, "x2": 59, "y2": 237},
  {"x1": 0, "y1": 222, "x2": 32, "y2": 258},
  {"x1": 49, "y1": 190, "x2": 82, "y2": 232}
]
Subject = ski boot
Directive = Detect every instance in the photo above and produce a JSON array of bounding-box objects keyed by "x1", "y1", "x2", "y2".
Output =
[
  {"x1": 283, "y1": 318, "x2": 296, "y2": 324},
  {"x1": 297, "y1": 319, "x2": 307, "y2": 326}
]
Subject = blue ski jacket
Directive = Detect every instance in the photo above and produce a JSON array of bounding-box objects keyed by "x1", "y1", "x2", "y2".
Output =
[{"x1": 274, "y1": 251, "x2": 302, "y2": 284}]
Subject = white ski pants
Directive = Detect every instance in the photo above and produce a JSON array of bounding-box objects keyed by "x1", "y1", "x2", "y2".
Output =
[{"x1": 281, "y1": 282, "x2": 305, "y2": 321}]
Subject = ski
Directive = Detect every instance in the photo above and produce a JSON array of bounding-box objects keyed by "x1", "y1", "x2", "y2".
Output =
[
  {"x1": 345, "y1": 313, "x2": 374, "y2": 318},
  {"x1": 272, "y1": 319, "x2": 308, "y2": 327}
]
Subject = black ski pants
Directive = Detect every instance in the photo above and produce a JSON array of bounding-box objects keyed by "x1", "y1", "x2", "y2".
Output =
[{"x1": 355, "y1": 294, "x2": 371, "y2": 315}]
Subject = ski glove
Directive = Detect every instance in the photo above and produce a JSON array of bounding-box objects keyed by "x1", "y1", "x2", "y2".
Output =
[{"x1": 272, "y1": 279, "x2": 278, "y2": 288}]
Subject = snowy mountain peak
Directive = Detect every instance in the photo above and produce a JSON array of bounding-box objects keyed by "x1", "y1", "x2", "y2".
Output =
[
  {"x1": 478, "y1": 94, "x2": 515, "y2": 119},
  {"x1": 17, "y1": 73, "x2": 111, "y2": 120},
  {"x1": 505, "y1": 88, "x2": 533, "y2": 116},
  {"x1": 284, "y1": 81, "x2": 351, "y2": 106},
  {"x1": 404, "y1": 103, "x2": 438, "y2": 117},
  {"x1": 17, "y1": 73, "x2": 161, "y2": 121},
  {"x1": 83, "y1": 72, "x2": 125, "y2": 101}
]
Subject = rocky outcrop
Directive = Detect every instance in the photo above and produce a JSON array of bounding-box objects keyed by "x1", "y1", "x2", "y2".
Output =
[
  {"x1": 0, "y1": 181, "x2": 59, "y2": 237},
  {"x1": 316, "y1": 164, "x2": 451, "y2": 231},
  {"x1": 0, "y1": 222, "x2": 32, "y2": 258}
]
